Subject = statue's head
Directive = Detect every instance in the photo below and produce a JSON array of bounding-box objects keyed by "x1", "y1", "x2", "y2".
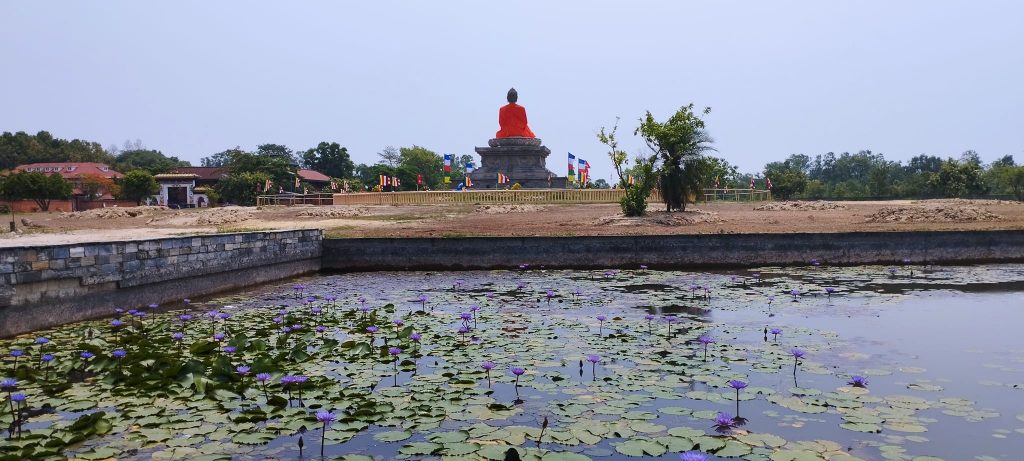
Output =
[{"x1": 507, "y1": 88, "x2": 518, "y2": 103}]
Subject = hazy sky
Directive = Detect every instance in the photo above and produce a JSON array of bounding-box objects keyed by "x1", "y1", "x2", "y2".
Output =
[{"x1": 2, "y1": 1, "x2": 1022, "y2": 178}]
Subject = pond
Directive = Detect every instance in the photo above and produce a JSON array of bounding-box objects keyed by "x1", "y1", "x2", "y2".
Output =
[{"x1": 2, "y1": 264, "x2": 1023, "y2": 460}]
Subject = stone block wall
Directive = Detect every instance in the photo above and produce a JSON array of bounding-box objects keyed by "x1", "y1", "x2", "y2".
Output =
[
  {"x1": 322, "y1": 230, "x2": 1024, "y2": 271},
  {"x1": 0, "y1": 229, "x2": 322, "y2": 336}
]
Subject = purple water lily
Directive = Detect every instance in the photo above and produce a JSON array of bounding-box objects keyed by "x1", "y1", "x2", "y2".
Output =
[
  {"x1": 596, "y1": 315, "x2": 607, "y2": 336},
  {"x1": 680, "y1": 452, "x2": 708, "y2": 461},
  {"x1": 698, "y1": 334, "x2": 715, "y2": 361},
  {"x1": 316, "y1": 410, "x2": 336, "y2": 456},
  {"x1": 770, "y1": 328, "x2": 781, "y2": 341},
  {"x1": 587, "y1": 354, "x2": 601, "y2": 379},
  {"x1": 791, "y1": 348, "x2": 805, "y2": 374},
  {"x1": 729, "y1": 379, "x2": 748, "y2": 415},
  {"x1": 236, "y1": 365, "x2": 251, "y2": 375},
  {"x1": 713, "y1": 411, "x2": 736, "y2": 431},
  {"x1": 848, "y1": 375, "x2": 868, "y2": 388},
  {"x1": 481, "y1": 361, "x2": 495, "y2": 386},
  {"x1": 511, "y1": 366, "x2": 526, "y2": 394}
]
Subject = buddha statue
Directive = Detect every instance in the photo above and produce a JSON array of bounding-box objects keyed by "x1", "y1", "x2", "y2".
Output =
[{"x1": 495, "y1": 88, "x2": 536, "y2": 138}]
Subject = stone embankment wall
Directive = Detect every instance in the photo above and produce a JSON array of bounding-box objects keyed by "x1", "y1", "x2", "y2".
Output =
[
  {"x1": 0, "y1": 229, "x2": 322, "y2": 336},
  {"x1": 322, "y1": 230, "x2": 1024, "y2": 271}
]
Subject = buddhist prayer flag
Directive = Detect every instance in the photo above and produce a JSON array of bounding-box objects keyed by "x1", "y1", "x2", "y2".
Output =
[
  {"x1": 391, "y1": 177, "x2": 401, "y2": 188},
  {"x1": 330, "y1": 180, "x2": 337, "y2": 191},
  {"x1": 628, "y1": 175, "x2": 635, "y2": 186},
  {"x1": 749, "y1": 177, "x2": 755, "y2": 190},
  {"x1": 465, "y1": 162, "x2": 474, "y2": 174},
  {"x1": 379, "y1": 175, "x2": 389, "y2": 186},
  {"x1": 263, "y1": 179, "x2": 273, "y2": 192},
  {"x1": 465, "y1": 176, "x2": 473, "y2": 188},
  {"x1": 567, "y1": 153, "x2": 576, "y2": 182},
  {"x1": 713, "y1": 176, "x2": 720, "y2": 188},
  {"x1": 497, "y1": 173, "x2": 510, "y2": 184},
  {"x1": 416, "y1": 174, "x2": 423, "y2": 185},
  {"x1": 294, "y1": 175, "x2": 300, "y2": 189},
  {"x1": 443, "y1": 154, "x2": 453, "y2": 172},
  {"x1": 766, "y1": 177, "x2": 773, "y2": 190}
]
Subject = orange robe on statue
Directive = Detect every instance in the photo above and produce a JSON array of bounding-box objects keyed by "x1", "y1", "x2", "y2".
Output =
[{"x1": 496, "y1": 103, "x2": 536, "y2": 138}]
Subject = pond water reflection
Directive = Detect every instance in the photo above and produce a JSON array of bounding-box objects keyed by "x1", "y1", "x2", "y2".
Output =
[{"x1": 1, "y1": 264, "x2": 1022, "y2": 460}]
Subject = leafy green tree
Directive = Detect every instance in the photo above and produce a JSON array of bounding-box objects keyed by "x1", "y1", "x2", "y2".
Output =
[
  {"x1": 0, "y1": 130, "x2": 114, "y2": 170},
  {"x1": 223, "y1": 149, "x2": 295, "y2": 191},
  {"x1": 635, "y1": 104, "x2": 715, "y2": 211},
  {"x1": 597, "y1": 117, "x2": 629, "y2": 187},
  {"x1": 593, "y1": 178, "x2": 610, "y2": 189},
  {"x1": 398, "y1": 146, "x2": 444, "y2": 189},
  {"x1": 764, "y1": 159, "x2": 808, "y2": 200},
  {"x1": 215, "y1": 172, "x2": 270, "y2": 205},
  {"x1": 256, "y1": 144, "x2": 299, "y2": 166},
  {"x1": 302, "y1": 142, "x2": 354, "y2": 179},
  {"x1": 620, "y1": 155, "x2": 659, "y2": 216},
  {"x1": 927, "y1": 158, "x2": 987, "y2": 197},
  {"x1": 0, "y1": 171, "x2": 72, "y2": 211},
  {"x1": 118, "y1": 170, "x2": 160, "y2": 204},
  {"x1": 704, "y1": 156, "x2": 741, "y2": 188},
  {"x1": 998, "y1": 166, "x2": 1024, "y2": 201},
  {"x1": 113, "y1": 149, "x2": 190, "y2": 175}
]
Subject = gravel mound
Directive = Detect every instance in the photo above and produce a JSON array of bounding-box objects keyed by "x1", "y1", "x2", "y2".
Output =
[
  {"x1": 63, "y1": 206, "x2": 165, "y2": 219},
  {"x1": 865, "y1": 205, "x2": 1002, "y2": 223},
  {"x1": 598, "y1": 209, "x2": 721, "y2": 226},
  {"x1": 297, "y1": 207, "x2": 369, "y2": 218},
  {"x1": 474, "y1": 204, "x2": 547, "y2": 214},
  {"x1": 755, "y1": 201, "x2": 847, "y2": 211}
]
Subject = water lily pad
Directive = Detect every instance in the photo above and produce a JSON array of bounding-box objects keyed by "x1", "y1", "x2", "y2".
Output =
[{"x1": 373, "y1": 430, "x2": 412, "y2": 442}]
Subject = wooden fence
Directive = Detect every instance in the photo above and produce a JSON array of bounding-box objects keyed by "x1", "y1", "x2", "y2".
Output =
[
  {"x1": 701, "y1": 188, "x2": 773, "y2": 202},
  {"x1": 256, "y1": 193, "x2": 334, "y2": 207},
  {"x1": 259, "y1": 188, "x2": 771, "y2": 206}
]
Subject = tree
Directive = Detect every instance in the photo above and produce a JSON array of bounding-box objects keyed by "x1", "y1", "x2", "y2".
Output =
[
  {"x1": 0, "y1": 171, "x2": 72, "y2": 211},
  {"x1": 215, "y1": 172, "x2": 270, "y2": 206},
  {"x1": 113, "y1": 149, "x2": 190, "y2": 175},
  {"x1": 999, "y1": 166, "x2": 1024, "y2": 201},
  {"x1": 763, "y1": 163, "x2": 808, "y2": 200},
  {"x1": 79, "y1": 174, "x2": 119, "y2": 200},
  {"x1": 635, "y1": 104, "x2": 715, "y2": 211},
  {"x1": 223, "y1": 149, "x2": 295, "y2": 191},
  {"x1": 620, "y1": 155, "x2": 659, "y2": 216},
  {"x1": 302, "y1": 142, "x2": 355, "y2": 179},
  {"x1": 398, "y1": 146, "x2": 444, "y2": 189},
  {"x1": 118, "y1": 170, "x2": 160, "y2": 204},
  {"x1": 593, "y1": 178, "x2": 610, "y2": 189},
  {"x1": 0, "y1": 130, "x2": 114, "y2": 170},
  {"x1": 927, "y1": 158, "x2": 987, "y2": 197},
  {"x1": 378, "y1": 146, "x2": 401, "y2": 168},
  {"x1": 597, "y1": 117, "x2": 629, "y2": 187},
  {"x1": 256, "y1": 144, "x2": 299, "y2": 166}
]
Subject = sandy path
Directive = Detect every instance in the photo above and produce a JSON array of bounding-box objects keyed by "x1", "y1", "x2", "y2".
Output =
[{"x1": 2, "y1": 199, "x2": 1021, "y2": 247}]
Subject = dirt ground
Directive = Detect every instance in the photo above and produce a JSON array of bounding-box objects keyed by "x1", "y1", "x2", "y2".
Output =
[{"x1": 2, "y1": 199, "x2": 1022, "y2": 247}]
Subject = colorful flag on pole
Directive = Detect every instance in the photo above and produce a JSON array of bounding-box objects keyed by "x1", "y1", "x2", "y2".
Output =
[
  {"x1": 713, "y1": 176, "x2": 720, "y2": 188},
  {"x1": 465, "y1": 162, "x2": 474, "y2": 174},
  {"x1": 294, "y1": 175, "x2": 300, "y2": 189},
  {"x1": 443, "y1": 154, "x2": 452, "y2": 185},
  {"x1": 379, "y1": 175, "x2": 389, "y2": 187},
  {"x1": 263, "y1": 179, "x2": 273, "y2": 192},
  {"x1": 749, "y1": 177, "x2": 755, "y2": 190},
  {"x1": 330, "y1": 180, "x2": 337, "y2": 191},
  {"x1": 567, "y1": 153, "x2": 576, "y2": 182},
  {"x1": 416, "y1": 174, "x2": 423, "y2": 185},
  {"x1": 628, "y1": 175, "x2": 635, "y2": 186},
  {"x1": 465, "y1": 176, "x2": 473, "y2": 188},
  {"x1": 578, "y1": 158, "x2": 586, "y2": 183},
  {"x1": 497, "y1": 173, "x2": 510, "y2": 184},
  {"x1": 391, "y1": 176, "x2": 401, "y2": 188},
  {"x1": 766, "y1": 177, "x2": 773, "y2": 190}
]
